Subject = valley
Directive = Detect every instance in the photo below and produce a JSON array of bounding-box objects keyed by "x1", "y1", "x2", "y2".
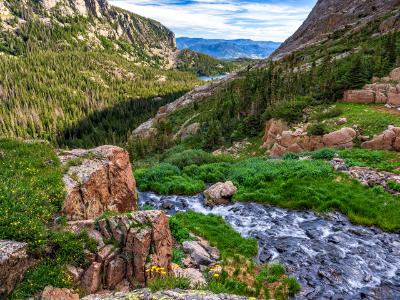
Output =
[{"x1": 1, "y1": 0, "x2": 400, "y2": 299}]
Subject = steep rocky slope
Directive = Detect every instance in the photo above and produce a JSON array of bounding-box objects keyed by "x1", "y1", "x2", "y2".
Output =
[
  {"x1": 271, "y1": 0, "x2": 400, "y2": 60},
  {"x1": 0, "y1": 0, "x2": 177, "y2": 67}
]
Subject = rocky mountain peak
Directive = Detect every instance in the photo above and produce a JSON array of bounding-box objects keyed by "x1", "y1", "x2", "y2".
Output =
[{"x1": 271, "y1": 0, "x2": 400, "y2": 60}]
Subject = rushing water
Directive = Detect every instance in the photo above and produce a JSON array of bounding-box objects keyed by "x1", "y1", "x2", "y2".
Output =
[{"x1": 139, "y1": 192, "x2": 400, "y2": 300}]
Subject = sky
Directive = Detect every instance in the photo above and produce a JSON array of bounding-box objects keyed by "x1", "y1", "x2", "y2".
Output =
[{"x1": 109, "y1": 0, "x2": 317, "y2": 42}]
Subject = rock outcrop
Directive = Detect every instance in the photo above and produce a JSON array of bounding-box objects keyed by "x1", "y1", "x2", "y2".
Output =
[
  {"x1": 271, "y1": 0, "x2": 400, "y2": 60},
  {"x1": 361, "y1": 126, "x2": 400, "y2": 151},
  {"x1": 0, "y1": 241, "x2": 36, "y2": 298},
  {"x1": 204, "y1": 181, "x2": 237, "y2": 207},
  {"x1": 262, "y1": 119, "x2": 357, "y2": 157},
  {"x1": 59, "y1": 145, "x2": 138, "y2": 220},
  {"x1": 66, "y1": 211, "x2": 172, "y2": 296},
  {"x1": 82, "y1": 289, "x2": 249, "y2": 300},
  {"x1": 342, "y1": 68, "x2": 400, "y2": 108}
]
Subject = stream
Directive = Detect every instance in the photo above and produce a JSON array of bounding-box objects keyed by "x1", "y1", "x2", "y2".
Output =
[{"x1": 139, "y1": 192, "x2": 400, "y2": 300}]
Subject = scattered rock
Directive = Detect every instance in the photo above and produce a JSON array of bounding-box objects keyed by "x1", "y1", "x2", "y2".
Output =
[
  {"x1": 0, "y1": 240, "x2": 36, "y2": 298},
  {"x1": 335, "y1": 118, "x2": 348, "y2": 125},
  {"x1": 58, "y1": 145, "x2": 138, "y2": 221},
  {"x1": 213, "y1": 140, "x2": 252, "y2": 158},
  {"x1": 41, "y1": 286, "x2": 79, "y2": 300},
  {"x1": 171, "y1": 264, "x2": 207, "y2": 286},
  {"x1": 182, "y1": 241, "x2": 213, "y2": 266},
  {"x1": 204, "y1": 181, "x2": 237, "y2": 207}
]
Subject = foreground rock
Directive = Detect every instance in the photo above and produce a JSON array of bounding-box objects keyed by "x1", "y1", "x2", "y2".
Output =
[
  {"x1": 40, "y1": 286, "x2": 79, "y2": 300},
  {"x1": 204, "y1": 181, "x2": 237, "y2": 207},
  {"x1": 82, "y1": 289, "x2": 248, "y2": 300},
  {"x1": 262, "y1": 119, "x2": 357, "y2": 157},
  {"x1": 0, "y1": 240, "x2": 36, "y2": 298},
  {"x1": 66, "y1": 211, "x2": 172, "y2": 295},
  {"x1": 59, "y1": 145, "x2": 138, "y2": 220},
  {"x1": 362, "y1": 126, "x2": 400, "y2": 151}
]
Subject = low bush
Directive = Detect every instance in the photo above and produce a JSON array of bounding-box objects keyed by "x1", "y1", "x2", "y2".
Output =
[
  {"x1": 314, "y1": 106, "x2": 343, "y2": 121},
  {"x1": 263, "y1": 96, "x2": 313, "y2": 124},
  {"x1": 162, "y1": 149, "x2": 218, "y2": 169},
  {"x1": 310, "y1": 148, "x2": 336, "y2": 160},
  {"x1": 307, "y1": 123, "x2": 329, "y2": 136}
]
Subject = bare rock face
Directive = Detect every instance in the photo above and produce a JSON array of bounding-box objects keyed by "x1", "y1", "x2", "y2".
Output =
[
  {"x1": 59, "y1": 145, "x2": 138, "y2": 221},
  {"x1": 263, "y1": 119, "x2": 357, "y2": 157},
  {"x1": 41, "y1": 286, "x2": 79, "y2": 300},
  {"x1": 271, "y1": 0, "x2": 400, "y2": 60},
  {"x1": 204, "y1": 181, "x2": 237, "y2": 207},
  {"x1": 362, "y1": 126, "x2": 400, "y2": 151},
  {"x1": 0, "y1": 240, "x2": 36, "y2": 298},
  {"x1": 65, "y1": 210, "x2": 172, "y2": 296},
  {"x1": 182, "y1": 241, "x2": 213, "y2": 267}
]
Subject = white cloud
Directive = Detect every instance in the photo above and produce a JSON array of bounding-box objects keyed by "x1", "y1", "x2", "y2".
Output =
[{"x1": 109, "y1": 0, "x2": 314, "y2": 42}]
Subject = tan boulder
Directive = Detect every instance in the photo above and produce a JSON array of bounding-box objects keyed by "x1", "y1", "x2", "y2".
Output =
[
  {"x1": 394, "y1": 137, "x2": 400, "y2": 151},
  {"x1": 262, "y1": 119, "x2": 288, "y2": 148},
  {"x1": 0, "y1": 241, "x2": 36, "y2": 298},
  {"x1": 204, "y1": 181, "x2": 237, "y2": 207},
  {"x1": 80, "y1": 262, "x2": 102, "y2": 295},
  {"x1": 59, "y1": 146, "x2": 138, "y2": 221},
  {"x1": 343, "y1": 90, "x2": 375, "y2": 104},
  {"x1": 269, "y1": 143, "x2": 287, "y2": 158},
  {"x1": 362, "y1": 128, "x2": 397, "y2": 150},
  {"x1": 280, "y1": 131, "x2": 300, "y2": 148},
  {"x1": 41, "y1": 287, "x2": 79, "y2": 300},
  {"x1": 390, "y1": 67, "x2": 400, "y2": 81},
  {"x1": 171, "y1": 265, "x2": 207, "y2": 287},
  {"x1": 387, "y1": 93, "x2": 400, "y2": 106},
  {"x1": 105, "y1": 257, "x2": 126, "y2": 289},
  {"x1": 287, "y1": 143, "x2": 304, "y2": 153},
  {"x1": 322, "y1": 128, "x2": 357, "y2": 148}
]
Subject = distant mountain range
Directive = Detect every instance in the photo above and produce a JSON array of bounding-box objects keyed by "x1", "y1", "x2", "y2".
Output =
[{"x1": 176, "y1": 37, "x2": 281, "y2": 60}]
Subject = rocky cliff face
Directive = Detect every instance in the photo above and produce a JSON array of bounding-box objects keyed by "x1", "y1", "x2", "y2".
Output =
[
  {"x1": 1, "y1": 0, "x2": 177, "y2": 68},
  {"x1": 271, "y1": 0, "x2": 400, "y2": 60}
]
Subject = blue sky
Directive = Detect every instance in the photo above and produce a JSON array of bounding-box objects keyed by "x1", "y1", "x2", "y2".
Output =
[{"x1": 109, "y1": 0, "x2": 317, "y2": 42}]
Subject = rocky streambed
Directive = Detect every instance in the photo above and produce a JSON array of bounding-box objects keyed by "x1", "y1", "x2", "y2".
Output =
[{"x1": 139, "y1": 192, "x2": 400, "y2": 300}]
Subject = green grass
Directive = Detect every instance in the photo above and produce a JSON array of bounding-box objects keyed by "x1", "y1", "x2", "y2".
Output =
[
  {"x1": 170, "y1": 211, "x2": 258, "y2": 259},
  {"x1": 314, "y1": 103, "x2": 400, "y2": 137},
  {"x1": 0, "y1": 139, "x2": 65, "y2": 249},
  {"x1": 138, "y1": 156, "x2": 400, "y2": 231},
  {"x1": 148, "y1": 276, "x2": 192, "y2": 292}
]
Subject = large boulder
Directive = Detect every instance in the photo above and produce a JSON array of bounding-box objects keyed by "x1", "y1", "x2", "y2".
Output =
[
  {"x1": 362, "y1": 126, "x2": 400, "y2": 151},
  {"x1": 59, "y1": 146, "x2": 138, "y2": 220},
  {"x1": 182, "y1": 241, "x2": 213, "y2": 267},
  {"x1": 390, "y1": 67, "x2": 400, "y2": 81},
  {"x1": 204, "y1": 181, "x2": 237, "y2": 207},
  {"x1": 342, "y1": 90, "x2": 376, "y2": 104},
  {"x1": 322, "y1": 127, "x2": 357, "y2": 148},
  {"x1": 0, "y1": 241, "x2": 36, "y2": 298}
]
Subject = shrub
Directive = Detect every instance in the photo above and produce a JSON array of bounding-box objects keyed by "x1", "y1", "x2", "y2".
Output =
[
  {"x1": 314, "y1": 106, "x2": 343, "y2": 121},
  {"x1": 263, "y1": 96, "x2": 313, "y2": 124},
  {"x1": 307, "y1": 123, "x2": 328, "y2": 136},
  {"x1": 169, "y1": 216, "x2": 191, "y2": 244},
  {"x1": 172, "y1": 248, "x2": 185, "y2": 266},
  {"x1": 387, "y1": 180, "x2": 400, "y2": 192},
  {"x1": 162, "y1": 149, "x2": 217, "y2": 169},
  {"x1": 310, "y1": 148, "x2": 336, "y2": 160}
]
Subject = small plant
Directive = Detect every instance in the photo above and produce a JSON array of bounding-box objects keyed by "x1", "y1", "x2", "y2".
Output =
[
  {"x1": 387, "y1": 180, "x2": 400, "y2": 192},
  {"x1": 172, "y1": 248, "x2": 185, "y2": 266},
  {"x1": 307, "y1": 123, "x2": 328, "y2": 136},
  {"x1": 148, "y1": 275, "x2": 191, "y2": 292},
  {"x1": 310, "y1": 148, "x2": 336, "y2": 160}
]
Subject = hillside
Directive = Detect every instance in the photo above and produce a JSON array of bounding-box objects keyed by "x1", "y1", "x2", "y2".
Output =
[{"x1": 271, "y1": 0, "x2": 400, "y2": 60}]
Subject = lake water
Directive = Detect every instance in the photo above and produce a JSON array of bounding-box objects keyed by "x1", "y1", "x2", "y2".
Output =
[{"x1": 198, "y1": 74, "x2": 227, "y2": 81}]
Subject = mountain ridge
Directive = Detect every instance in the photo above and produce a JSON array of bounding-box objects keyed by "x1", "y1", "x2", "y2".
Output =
[{"x1": 177, "y1": 37, "x2": 280, "y2": 59}]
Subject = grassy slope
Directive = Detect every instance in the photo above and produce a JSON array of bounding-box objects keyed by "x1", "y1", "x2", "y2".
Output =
[{"x1": 0, "y1": 139, "x2": 96, "y2": 299}]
